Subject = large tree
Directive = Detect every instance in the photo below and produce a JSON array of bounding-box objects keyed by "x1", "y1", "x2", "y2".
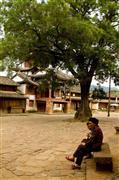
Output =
[{"x1": 0, "y1": 0, "x2": 119, "y2": 121}]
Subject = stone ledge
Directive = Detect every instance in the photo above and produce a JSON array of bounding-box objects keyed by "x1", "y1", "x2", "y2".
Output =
[
  {"x1": 114, "y1": 127, "x2": 119, "y2": 134},
  {"x1": 93, "y1": 143, "x2": 113, "y2": 171}
]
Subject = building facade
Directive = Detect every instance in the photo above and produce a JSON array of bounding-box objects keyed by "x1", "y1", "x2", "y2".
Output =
[{"x1": 0, "y1": 76, "x2": 27, "y2": 114}]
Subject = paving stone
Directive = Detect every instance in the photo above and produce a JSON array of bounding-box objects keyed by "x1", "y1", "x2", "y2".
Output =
[
  {"x1": 1, "y1": 168, "x2": 19, "y2": 179},
  {"x1": 1, "y1": 112, "x2": 119, "y2": 180},
  {"x1": 12, "y1": 169, "x2": 25, "y2": 176},
  {"x1": 86, "y1": 159, "x2": 113, "y2": 180}
]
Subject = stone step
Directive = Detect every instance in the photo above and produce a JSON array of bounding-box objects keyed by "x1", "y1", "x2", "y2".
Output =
[{"x1": 93, "y1": 143, "x2": 113, "y2": 171}]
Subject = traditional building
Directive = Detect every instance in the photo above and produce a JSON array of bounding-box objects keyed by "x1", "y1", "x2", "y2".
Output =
[
  {"x1": 12, "y1": 62, "x2": 85, "y2": 114},
  {"x1": 91, "y1": 91, "x2": 119, "y2": 111},
  {"x1": 0, "y1": 76, "x2": 27, "y2": 114},
  {"x1": 12, "y1": 62, "x2": 119, "y2": 114}
]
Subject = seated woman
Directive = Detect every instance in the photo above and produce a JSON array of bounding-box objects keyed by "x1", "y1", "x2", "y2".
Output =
[{"x1": 66, "y1": 117, "x2": 103, "y2": 169}]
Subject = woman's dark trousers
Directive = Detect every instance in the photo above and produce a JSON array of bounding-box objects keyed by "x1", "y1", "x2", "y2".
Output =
[{"x1": 73, "y1": 144, "x2": 92, "y2": 166}]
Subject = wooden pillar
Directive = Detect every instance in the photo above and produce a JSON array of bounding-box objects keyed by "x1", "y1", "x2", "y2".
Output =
[
  {"x1": 45, "y1": 85, "x2": 53, "y2": 114},
  {"x1": 66, "y1": 90, "x2": 72, "y2": 113},
  {"x1": 46, "y1": 99, "x2": 53, "y2": 114},
  {"x1": 66, "y1": 101, "x2": 71, "y2": 113},
  {"x1": 59, "y1": 89, "x2": 62, "y2": 97},
  {"x1": 49, "y1": 86, "x2": 52, "y2": 99}
]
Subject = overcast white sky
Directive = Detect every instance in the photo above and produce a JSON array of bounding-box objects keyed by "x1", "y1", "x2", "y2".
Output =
[{"x1": 91, "y1": 78, "x2": 118, "y2": 88}]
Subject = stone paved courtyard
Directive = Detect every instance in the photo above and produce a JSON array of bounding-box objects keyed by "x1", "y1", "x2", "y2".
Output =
[{"x1": 0, "y1": 111, "x2": 119, "y2": 180}]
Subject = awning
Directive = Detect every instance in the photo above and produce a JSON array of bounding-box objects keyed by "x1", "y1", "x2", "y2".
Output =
[
  {"x1": 0, "y1": 93, "x2": 27, "y2": 99},
  {"x1": 110, "y1": 104, "x2": 119, "y2": 107}
]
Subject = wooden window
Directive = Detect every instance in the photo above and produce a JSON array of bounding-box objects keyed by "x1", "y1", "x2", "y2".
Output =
[{"x1": 29, "y1": 100, "x2": 34, "y2": 107}]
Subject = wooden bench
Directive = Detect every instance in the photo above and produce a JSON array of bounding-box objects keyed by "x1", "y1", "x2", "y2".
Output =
[
  {"x1": 114, "y1": 126, "x2": 119, "y2": 134},
  {"x1": 93, "y1": 143, "x2": 113, "y2": 171}
]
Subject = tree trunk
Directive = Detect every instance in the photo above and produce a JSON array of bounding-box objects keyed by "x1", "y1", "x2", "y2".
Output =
[{"x1": 74, "y1": 79, "x2": 92, "y2": 121}]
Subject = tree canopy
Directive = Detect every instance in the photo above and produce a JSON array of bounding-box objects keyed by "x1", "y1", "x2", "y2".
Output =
[
  {"x1": 0, "y1": 0, "x2": 119, "y2": 120},
  {"x1": 92, "y1": 84, "x2": 107, "y2": 100}
]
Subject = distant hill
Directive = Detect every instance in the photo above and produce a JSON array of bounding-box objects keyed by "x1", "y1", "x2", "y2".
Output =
[{"x1": 90, "y1": 85, "x2": 119, "y2": 92}]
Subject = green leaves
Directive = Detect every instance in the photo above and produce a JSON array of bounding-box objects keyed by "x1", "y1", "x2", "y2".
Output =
[
  {"x1": 92, "y1": 85, "x2": 107, "y2": 100},
  {"x1": 0, "y1": 0, "x2": 119, "y2": 81}
]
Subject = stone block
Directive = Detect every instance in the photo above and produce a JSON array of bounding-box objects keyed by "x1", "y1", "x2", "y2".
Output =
[
  {"x1": 93, "y1": 143, "x2": 113, "y2": 171},
  {"x1": 114, "y1": 127, "x2": 119, "y2": 134}
]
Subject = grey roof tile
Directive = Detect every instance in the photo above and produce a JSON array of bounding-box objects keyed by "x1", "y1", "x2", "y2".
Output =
[{"x1": 0, "y1": 76, "x2": 18, "y2": 86}]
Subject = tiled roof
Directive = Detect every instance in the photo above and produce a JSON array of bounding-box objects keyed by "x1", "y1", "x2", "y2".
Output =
[
  {"x1": 30, "y1": 70, "x2": 73, "y2": 81},
  {"x1": 70, "y1": 85, "x2": 81, "y2": 93},
  {"x1": 0, "y1": 76, "x2": 18, "y2": 86},
  {"x1": 107, "y1": 92, "x2": 119, "y2": 98},
  {"x1": 97, "y1": 99, "x2": 119, "y2": 103},
  {"x1": 16, "y1": 72, "x2": 39, "y2": 86},
  {"x1": 55, "y1": 70, "x2": 74, "y2": 81},
  {"x1": 0, "y1": 91, "x2": 27, "y2": 99}
]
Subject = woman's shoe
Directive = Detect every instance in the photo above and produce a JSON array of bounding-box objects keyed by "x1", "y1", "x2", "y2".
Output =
[
  {"x1": 65, "y1": 155, "x2": 74, "y2": 162},
  {"x1": 72, "y1": 163, "x2": 81, "y2": 170},
  {"x1": 84, "y1": 153, "x2": 92, "y2": 159}
]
